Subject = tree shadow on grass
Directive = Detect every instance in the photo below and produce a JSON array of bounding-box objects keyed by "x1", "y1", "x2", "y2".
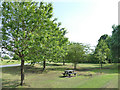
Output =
[
  {"x1": 2, "y1": 79, "x2": 31, "y2": 88},
  {"x1": 75, "y1": 65, "x2": 118, "y2": 74},
  {"x1": 2, "y1": 79, "x2": 20, "y2": 88},
  {"x1": 59, "y1": 76, "x2": 76, "y2": 78},
  {"x1": 59, "y1": 76, "x2": 66, "y2": 78},
  {"x1": 2, "y1": 63, "x2": 65, "y2": 74},
  {"x1": 2, "y1": 63, "x2": 118, "y2": 76},
  {"x1": 46, "y1": 67, "x2": 73, "y2": 71},
  {"x1": 2, "y1": 66, "x2": 46, "y2": 76},
  {"x1": 44, "y1": 63, "x2": 63, "y2": 66},
  {"x1": 24, "y1": 65, "x2": 74, "y2": 74},
  {"x1": 2, "y1": 66, "x2": 21, "y2": 75},
  {"x1": 2, "y1": 63, "x2": 74, "y2": 75}
]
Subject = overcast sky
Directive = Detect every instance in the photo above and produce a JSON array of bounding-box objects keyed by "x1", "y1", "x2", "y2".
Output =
[{"x1": 37, "y1": 0, "x2": 118, "y2": 49}]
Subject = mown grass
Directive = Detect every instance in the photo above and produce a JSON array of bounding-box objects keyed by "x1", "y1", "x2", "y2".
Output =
[
  {"x1": 1, "y1": 59, "x2": 28, "y2": 65},
  {"x1": 2, "y1": 63, "x2": 119, "y2": 88}
]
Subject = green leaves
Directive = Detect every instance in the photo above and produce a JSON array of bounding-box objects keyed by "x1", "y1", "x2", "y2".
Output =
[
  {"x1": 21, "y1": 2, "x2": 69, "y2": 64},
  {"x1": 65, "y1": 42, "x2": 86, "y2": 63},
  {"x1": 1, "y1": 2, "x2": 43, "y2": 58},
  {"x1": 94, "y1": 37, "x2": 110, "y2": 64},
  {"x1": 1, "y1": 1, "x2": 69, "y2": 67},
  {"x1": 110, "y1": 25, "x2": 120, "y2": 62}
]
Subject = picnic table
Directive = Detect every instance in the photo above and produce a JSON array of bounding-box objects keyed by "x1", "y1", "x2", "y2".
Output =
[{"x1": 62, "y1": 70, "x2": 77, "y2": 77}]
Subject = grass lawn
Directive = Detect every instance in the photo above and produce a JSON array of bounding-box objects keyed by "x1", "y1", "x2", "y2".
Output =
[
  {"x1": 2, "y1": 63, "x2": 119, "y2": 88},
  {"x1": 1, "y1": 59, "x2": 28, "y2": 65}
]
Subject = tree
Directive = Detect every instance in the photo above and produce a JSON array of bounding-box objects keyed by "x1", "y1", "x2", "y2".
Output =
[
  {"x1": 84, "y1": 47, "x2": 99, "y2": 64},
  {"x1": 65, "y1": 42, "x2": 85, "y2": 70},
  {"x1": 94, "y1": 34, "x2": 112, "y2": 63},
  {"x1": 94, "y1": 39, "x2": 110, "y2": 72},
  {"x1": 82, "y1": 44, "x2": 95, "y2": 63},
  {"x1": 22, "y1": 2, "x2": 69, "y2": 70},
  {"x1": 99, "y1": 34, "x2": 112, "y2": 63},
  {"x1": 110, "y1": 25, "x2": 120, "y2": 63},
  {"x1": 27, "y1": 19, "x2": 69, "y2": 70},
  {"x1": 2, "y1": 1, "x2": 55, "y2": 85}
]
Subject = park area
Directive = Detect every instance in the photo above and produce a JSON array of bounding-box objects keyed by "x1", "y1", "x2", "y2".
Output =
[
  {"x1": 1, "y1": 60, "x2": 119, "y2": 88},
  {"x1": 1, "y1": 1, "x2": 120, "y2": 89}
]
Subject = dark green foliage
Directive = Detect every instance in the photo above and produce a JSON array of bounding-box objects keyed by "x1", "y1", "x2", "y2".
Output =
[
  {"x1": 26, "y1": 3, "x2": 69, "y2": 69},
  {"x1": 98, "y1": 34, "x2": 109, "y2": 42},
  {"x1": 94, "y1": 34, "x2": 111, "y2": 63},
  {"x1": 94, "y1": 34, "x2": 111, "y2": 72},
  {"x1": 110, "y1": 25, "x2": 120, "y2": 63},
  {"x1": 65, "y1": 42, "x2": 86, "y2": 69},
  {"x1": 95, "y1": 39, "x2": 110, "y2": 63}
]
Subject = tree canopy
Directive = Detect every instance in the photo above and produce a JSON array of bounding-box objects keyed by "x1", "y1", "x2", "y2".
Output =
[
  {"x1": 94, "y1": 35, "x2": 111, "y2": 71},
  {"x1": 25, "y1": 3, "x2": 69, "y2": 70},
  {"x1": 65, "y1": 42, "x2": 86, "y2": 69},
  {"x1": 110, "y1": 25, "x2": 120, "y2": 62}
]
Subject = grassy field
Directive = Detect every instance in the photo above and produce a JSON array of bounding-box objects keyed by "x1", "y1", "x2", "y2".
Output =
[
  {"x1": 1, "y1": 59, "x2": 28, "y2": 65},
  {"x1": 2, "y1": 62, "x2": 119, "y2": 88}
]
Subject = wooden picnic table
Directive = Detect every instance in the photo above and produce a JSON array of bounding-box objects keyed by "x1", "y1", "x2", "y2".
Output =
[{"x1": 62, "y1": 70, "x2": 77, "y2": 77}]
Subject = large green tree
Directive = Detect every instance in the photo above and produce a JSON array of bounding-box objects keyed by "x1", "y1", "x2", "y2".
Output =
[
  {"x1": 26, "y1": 4, "x2": 69, "y2": 70},
  {"x1": 98, "y1": 34, "x2": 112, "y2": 63},
  {"x1": 65, "y1": 42, "x2": 86, "y2": 70},
  {"x1": 28, "y1": 25, "x2": 68, "y2": 70},
  {"x1": 94, "y1": 39, "x2": 110, "y2": 72},
  {"x1": 2, "y1": 1, "x2": 55, "y2": 85}
]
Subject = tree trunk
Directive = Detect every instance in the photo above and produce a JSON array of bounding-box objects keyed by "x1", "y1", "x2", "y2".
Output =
[
  {"x1": 43, "y1": 60, "x2": 46, "y2": 71},
  {"x1": 20, "y1": 59, "x2": 24, "y2": 86},
  {"x1": 63, "y1": 59, "x2": 65, "y2": 65},
  {"x1": 74, "y1": 62, "x2": 77, "y2": 70},
  {"x1": 100, "y1": 61, "x2": 102, "y2": 73},
  {"x1": 101, "y1": 62, "x2": 102, "y2": 69}
]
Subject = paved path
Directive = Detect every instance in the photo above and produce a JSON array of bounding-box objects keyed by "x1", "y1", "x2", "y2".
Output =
[{"x1": 0, "y1": 63, "x2": 30, "y2": 68}]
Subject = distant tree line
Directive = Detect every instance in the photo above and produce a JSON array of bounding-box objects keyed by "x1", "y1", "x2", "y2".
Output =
[{"x1": 62, "y1": 25, "x2": 120, "y2": 69}]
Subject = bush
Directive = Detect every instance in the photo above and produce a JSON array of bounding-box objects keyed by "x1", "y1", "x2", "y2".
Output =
[{"x1": 3, "y1": 55, "x2": 10, "y2": 59}]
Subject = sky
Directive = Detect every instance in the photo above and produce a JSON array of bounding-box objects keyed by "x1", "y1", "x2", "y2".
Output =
[{"x1": 38, "y1": 0, "x2": 119, "y2": 49}]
